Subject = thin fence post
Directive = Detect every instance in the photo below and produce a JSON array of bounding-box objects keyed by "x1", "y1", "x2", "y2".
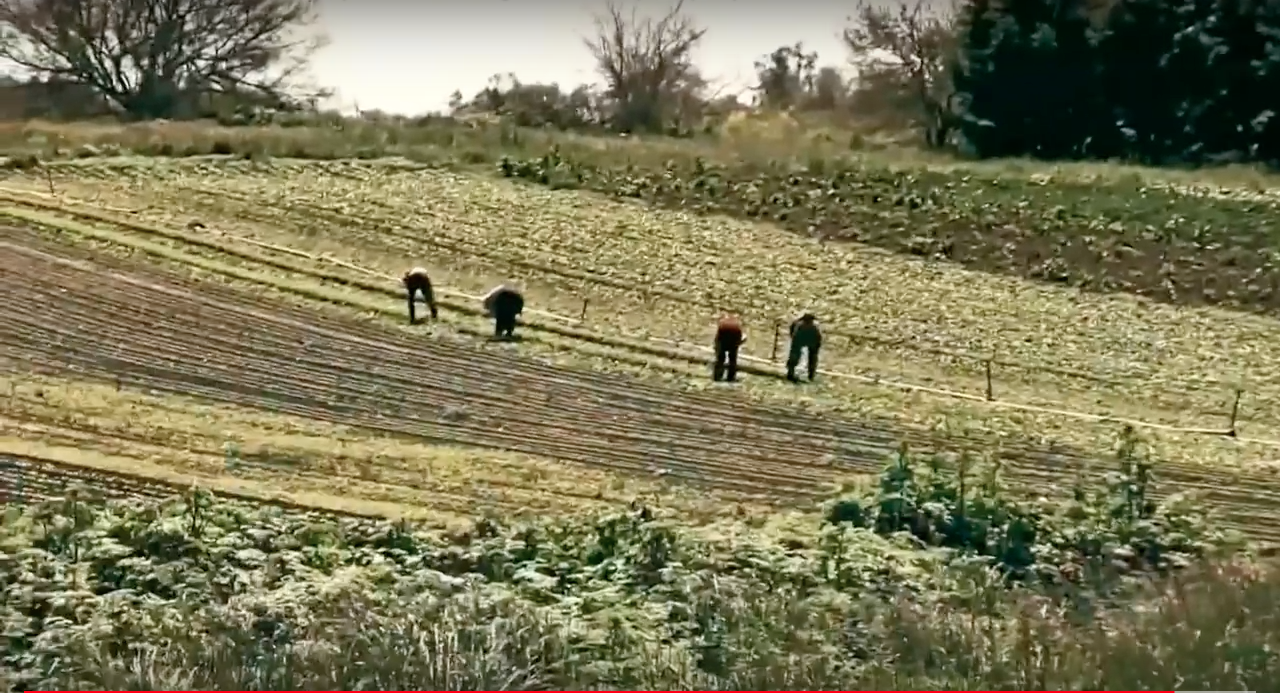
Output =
[
  {"x1": 1228, "y1": 388, "x2": 1243, "y2": 436},
  {"x1": 579, "y1": 298, "x2": 589, "y2": 322},
  {"x1": 771, "y1": 322, "x2": 781, "y2": 361},
  {"x1": 984, "y1": 359, "x2": 994, "y2": 401}
]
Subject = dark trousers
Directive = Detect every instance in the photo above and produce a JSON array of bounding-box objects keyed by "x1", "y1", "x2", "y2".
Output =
[
  {"x1": 494, "y1": 310, "x2": 518, "y2": 338},
  {"x1": 713, "y1": 342, "x2": 740, "y2": 381},
  {"x1": 406, "y1": 288, "x2": 425, "y2": 324},
  {"x1": 786, "y1": 343, "x2": 819, "y2": 381}
]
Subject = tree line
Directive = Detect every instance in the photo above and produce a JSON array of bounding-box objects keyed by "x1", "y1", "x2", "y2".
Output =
[
  {"x1": 952, "y1": 0, "x2": 1280, "y2": 166},
  {"x1": 2, "y1": 0, "x2": 1277, "y2": 166}
]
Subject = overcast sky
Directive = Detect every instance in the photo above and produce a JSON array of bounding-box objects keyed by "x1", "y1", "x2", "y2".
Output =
[{"x1": 312, "y1": 0, "x2": 857, "y2": 115}]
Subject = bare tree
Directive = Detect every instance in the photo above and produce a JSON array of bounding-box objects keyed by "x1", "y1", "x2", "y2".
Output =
[
  {"x1": 0, "y1": 0, "x2": 325, "y2": 119},
  {"x1": 844, "y1": 0, "x2": 958, "y2": 145},
  {"x1": 583, "y1": 0, "x2": 707, "y2": 133},
  {"x1": 753, "y1": 42, "x2": 817, "y2": 110}
]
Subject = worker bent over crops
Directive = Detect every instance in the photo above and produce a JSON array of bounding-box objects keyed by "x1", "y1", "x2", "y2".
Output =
[
  {"x1": 713, "y1": 315, "x2": 745, "y2": 382},
  {"x1": 403, "y1": 267, "x2": 437, "y2": 324},
  {"x1": 483, "y1": 283, "x2": 525, "y2": 339},
  {"x1": 786, "y1": 312, "x2": 821, "y2": 382}
]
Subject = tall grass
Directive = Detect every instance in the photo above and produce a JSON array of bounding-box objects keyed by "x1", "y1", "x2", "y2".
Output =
[{"x1": 25, "y1": 560, "x2": 1278, "y2": 691}]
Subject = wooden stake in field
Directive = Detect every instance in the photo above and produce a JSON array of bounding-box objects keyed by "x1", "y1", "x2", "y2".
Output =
[
  {"x1": 1228, "y1": 388, "x2": 1243, "y2": 436},
  {"x1": 984, "y1": 358, "x2": 994, "y2": 401},
  {"x1": 771, "y1": 321, "x2": 780, "y2": 361}
]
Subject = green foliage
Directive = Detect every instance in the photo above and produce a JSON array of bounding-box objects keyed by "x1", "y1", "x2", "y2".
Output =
[
  {"x1": 752, "y1": 43, "x2": 823, "y2": 111},
  {"x1": 951, "y1": 0, "x2": 1280, "y2": 164},
  {"x1": 824, "y1": 429, "x2": 1233, "y2": 588},
  {"x1": 496, "y1": 145, "x2": 1280, "y2": 315},
  {"x1": 0, "y1": 434, "x2": 1268, "y2": 690},
  {"x1": 0, "y1": 484, "x2": 936, "y2": 689},
  {"x1": 952, "y1": 0, "x2": 1105, "y2": 159}
]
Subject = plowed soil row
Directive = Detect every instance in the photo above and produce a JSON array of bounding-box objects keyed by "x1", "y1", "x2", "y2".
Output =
[
  {"x1": 0, "y1": 452, "x2": 178, "y2": 505},
  {"x1": 4, "y1": 231, "x2": 1280, "y2": 539},
  {"x1": 0, "y1": 451, "x2": 373, "y2": 519}
]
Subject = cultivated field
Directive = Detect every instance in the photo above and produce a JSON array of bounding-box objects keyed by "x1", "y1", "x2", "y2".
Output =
[
  {"x1": 2, "y1": 158, "x2": 1280, "y2": 541},
  {"x1": 0, "y1": 368, "x2": 744, "y2": 522},
  {"x1": 5, "y1": 119, "x2": 1280, "y2": 689},
  {"x1": 3, "y1": 158, "x2": 1278, "y2": 466}
]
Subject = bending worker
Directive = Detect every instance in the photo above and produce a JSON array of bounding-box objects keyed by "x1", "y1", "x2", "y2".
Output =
[
  {"x1": 712, "y1": 314, "x2": 745, "y2": 382},
  {"x1": 786, "y1": 312, "x2": 822, "y2": 382},
  {"x1": 402, "y1": 267, "x2": 438, "y2": 325},
  {"x1": 483, "y1": 283, "x2": 525, "y2": 339}
]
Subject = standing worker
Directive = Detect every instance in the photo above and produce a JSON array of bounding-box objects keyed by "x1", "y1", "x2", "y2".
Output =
[
  {"x1": 402, "y1": 267, "x2": 438, "y2": 325},
  {"x1": 712, "y1": 315, "x2": 745, "y2": 382},
  {"x1": 483, "y1": 283, "x2": 525, "y2": 340},
  {"x1": 786, "y1": 312, "x2": 822, "y2": 382}
]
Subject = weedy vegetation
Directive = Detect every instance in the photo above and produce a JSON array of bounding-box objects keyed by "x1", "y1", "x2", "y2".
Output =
[{"x1": 3, "y1": 437, "x2": 1274, "y2": 691}]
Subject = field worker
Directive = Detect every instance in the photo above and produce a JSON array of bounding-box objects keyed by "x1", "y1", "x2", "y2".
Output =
[
  {"x1": 786, "y1": 312, "x2": 822, "y2": 382},
  {"x1": 402, "y1": 267, "x2": 438, "y2": 325},
  {"x1": 712, "y1": 314, "x2": 745, "y2": 382},
  {"x1": 483, "y1": 283, "x2": 525, "y2": 339}
]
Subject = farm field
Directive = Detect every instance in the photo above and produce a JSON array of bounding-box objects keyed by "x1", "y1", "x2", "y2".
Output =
[
  {"x1": 14, "y1": 479, "x2": 1269, "y2": 691},
  {"x1": 0, "y1": 371, "x2": 732, "y2": 523},
  {"x1": 4, "y1": 158, "x2": 1278, "y2": 472},
  {"x1": 5, "y1": 122, "x2": 1280, "y2": 690},
  {"x1": 497, "y1": 145, "x2": 1280, "y2": 319},
  {"x1": 3, "y1": 170, "x2": 1280, "y2": 542},
  {"x1": 0, "y1": 229, "x2": 865, "y2": 507},
  {"x1": 9, "y1": 116, "x2": 1280, "y2": 316}
]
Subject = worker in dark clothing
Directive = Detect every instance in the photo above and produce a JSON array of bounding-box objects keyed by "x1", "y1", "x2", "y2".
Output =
[
  {"x1": 712, "y1": 315, "x2": 745, "y2": 382},
  {"x1": 403, "y1": 267, "x2": 438, "y2": 325},
  {"x1": 786, "y1": 312, "x2": 822, "y2": 382},
  {"x1": 483, "y1": 283, "x2": 525, "y2": 339}
]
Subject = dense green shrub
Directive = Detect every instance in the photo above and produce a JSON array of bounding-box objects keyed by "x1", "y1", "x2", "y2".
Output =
[{"x1": 824, "y1": 431, "x2": 1231, "y2": 589}]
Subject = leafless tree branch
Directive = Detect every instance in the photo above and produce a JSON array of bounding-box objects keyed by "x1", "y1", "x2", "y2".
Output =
[
  {"x1": 583, "y1": 0, "x2": 707, "y2": 133},
  {"x1": 0, "y1": 0, "x2": 324, "y2": 118}
]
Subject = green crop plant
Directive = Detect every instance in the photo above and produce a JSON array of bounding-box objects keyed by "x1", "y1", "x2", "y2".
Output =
[{"x1": 497, "y1": 146, "x2": 1280, "y2": 317}]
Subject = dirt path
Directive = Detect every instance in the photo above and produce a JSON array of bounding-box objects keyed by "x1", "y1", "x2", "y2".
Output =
[{"x1": 3, "y1": 230, "x2": 1280, "y2": 539}]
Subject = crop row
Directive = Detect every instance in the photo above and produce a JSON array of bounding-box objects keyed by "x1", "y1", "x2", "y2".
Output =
[
  {"x1": 497, "y1": 150, "x2": 1280, "y2": 318},
  {"x1": 23, "y1": 172, "x2": 1245, "y2": 416},
  {"x1": 0, "y1": 452, "x2": 181, "y2": 505},
  {"x1": 0, "y1": 371, "x2": 650, "y2": 519},
  {"x1": 5, "y1": 230, "x2": 1280, "y2": 539},
  {"x1": 0, "y1": 449, "x2": 370, "y2": 519},
  {"x1": 147, "y1": 181, "x2": 1258, "y2": 429},
  {"x1": 0, "y1": 236, "x2": 860, "y2": 499},
  {"x1": 2, "y1": 181, "x2": 1272, "y2": 464},
  {"x1": 25, "y1": 160, "x2": 1274, "y2": 415}
]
